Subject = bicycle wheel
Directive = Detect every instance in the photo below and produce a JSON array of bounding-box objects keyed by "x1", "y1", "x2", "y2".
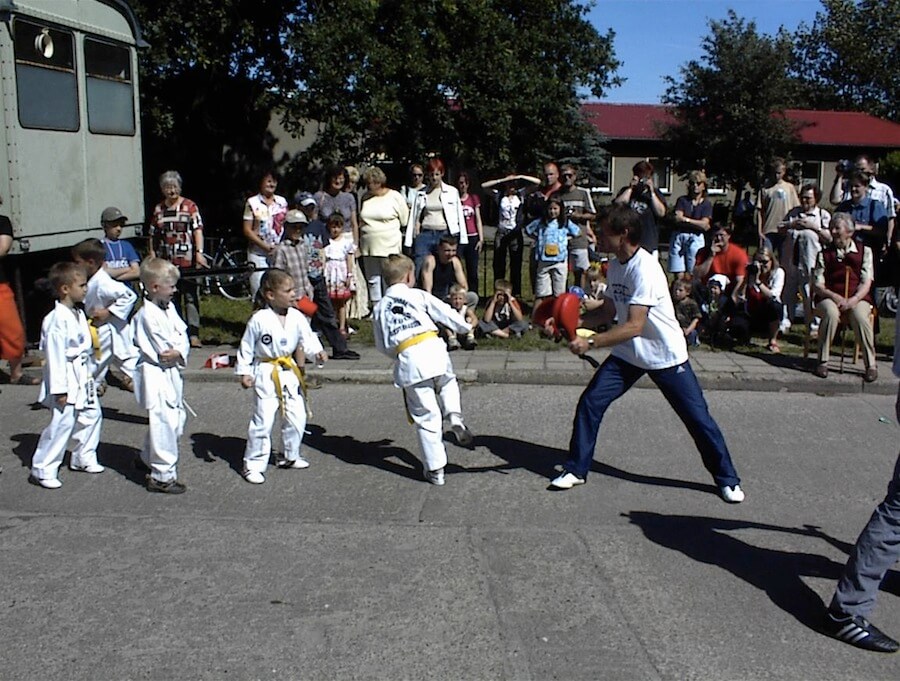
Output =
[{"x1": 214, "y1": 249, "x2": 252, "y2": 300}]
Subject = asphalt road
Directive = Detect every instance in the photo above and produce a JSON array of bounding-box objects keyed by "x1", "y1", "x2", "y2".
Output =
[{"x1": 2, "y1": 381, "x2": 899, "y2": 680}]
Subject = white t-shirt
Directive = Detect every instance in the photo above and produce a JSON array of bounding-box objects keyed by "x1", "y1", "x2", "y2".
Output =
[{"x1": 608, "y1": 247, "x2": 688, "y2": 370}]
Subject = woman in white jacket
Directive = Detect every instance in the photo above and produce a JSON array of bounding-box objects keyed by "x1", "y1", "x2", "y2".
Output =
[{"x1": 405, "y1": 158, "x2": 467, "y2": 279}]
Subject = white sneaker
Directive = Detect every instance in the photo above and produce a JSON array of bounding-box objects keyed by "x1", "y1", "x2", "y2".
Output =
[
  {"x1": 69, "y1": 463, "x2": 105, "y2": 474},
  {"x1": 29, "y1": 475, "x2": 62, "y2": 489},
  {"x1": 277, "y1": 456, "x2": 310, "y2": 469},
  {"x1": 424, "y1": 467, "x2": 445, "y2": 485},
  {"x1": 719, "y1": 484, "x2": 745, "y2": 503},
  {"x1": 243, "y1": 470, "x2": 265, "y2": 484},
  {"x1": 550, "y1": 472, "x2": 585, "y2": 489}
]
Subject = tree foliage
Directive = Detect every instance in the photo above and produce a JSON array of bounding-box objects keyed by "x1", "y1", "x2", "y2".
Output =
[
  {"x1": 282, "y1": 0, "x2": 621, "y2": 178},
  {"x1": 661, "y1": 11, "x2": 801, "y2": 191},
  {"x1": 791, "y1": 0, "x2": 900, "y2": 122}
]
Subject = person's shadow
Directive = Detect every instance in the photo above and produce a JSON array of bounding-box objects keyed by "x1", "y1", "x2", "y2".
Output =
[
  {"x1": 304, "y1": 424, "x2": 427, "y2": 481},
  {"x1": 624, "y1": 511, "x2": 900, "y2": 630},
  {"x1": 191, "y1": 432, "x2": 246, "y2": 476},
  {"x1": 10, "y1": 432, "x2": 145, "y2": 485}
]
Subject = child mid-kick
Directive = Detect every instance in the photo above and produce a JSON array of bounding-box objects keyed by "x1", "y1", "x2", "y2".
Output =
[
  {"x1": 236, "y1": 269, "x2": 328, "y2": 485},
  {"x1": 72, "y1": 238, "x2": 138, "y2": 392},
  {"x1": 322, "y1": 213, "x2": 356, "y2": 336},
  {"x1": 373, "y1": 254, "x2": 474, "y2": 486},
  {"x1": 30, "y1": 262, "x2": 104, "y2": 489},
  {"x1": 443, "y1": 283, "x2": 478, "y2": 351},
  {"x1": 132, "y1": 258, "x2": 190, "y2": 494}
]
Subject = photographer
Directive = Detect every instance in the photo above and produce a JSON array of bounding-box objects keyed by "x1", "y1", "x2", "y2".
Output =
[
  {"x1": 732, "y1": 247, "x2": 785, "y2": 352},
  {"x1": 613, "y1": 160, "x2": 667, "y2": 257},
  {"x1": 478, "y1": 279, "x2": 529, "y2": 339}
]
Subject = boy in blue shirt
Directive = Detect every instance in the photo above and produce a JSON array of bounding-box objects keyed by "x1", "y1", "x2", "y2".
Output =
[{"x1": 100, "y1": 206, "x2": 141, "y2": 283}]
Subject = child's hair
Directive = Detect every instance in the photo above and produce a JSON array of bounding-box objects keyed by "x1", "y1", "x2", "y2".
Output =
[
  {"x1": 494, "y1": 279, "x2": 513, "y2": 295},
  {"x1": 326, "y1": 213, "x2": 344, "y2": 232},
  {"x1": 754, "y1": 245, "x2": 779, "y2": 271},
  {"x1": 71, "y1": 238, "x2": 105, "y2": 264},
  {"x1": 584, "y1": 263, "x2": 604, "y2": 282},
  {"x1": 48, "y1": 261, "x2": 84, "y2": 295},
  {"x1": 254, "y1": 268, "x2": 294, "y2": 310},
  {"x1": 671, "y1": 279, "x2": 691, "y2": 296},
  {"x1": 448, "y1": 283, "x2": 467, "y2": 297},
  {"x1": 382, "y1": 254, "x2": 414, "y2": 286},
  {"x1": 140, "y1": 257, "x2": 179, "y2": 288}
]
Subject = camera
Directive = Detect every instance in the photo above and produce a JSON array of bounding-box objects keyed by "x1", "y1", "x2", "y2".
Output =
[
  {"x1": 746, "y1": 262, "x2": 759, "y2": 275},
  {"x1": 837, "y1": 159, "x2": 852, "y2": 174}
]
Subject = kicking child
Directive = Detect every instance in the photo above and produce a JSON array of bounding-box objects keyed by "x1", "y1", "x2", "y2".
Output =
[
  {"x1": 30, "y1": 262, "x2": 103, "y2": 489},
  {"x1": 373, "y1": 254, "x2": 474, "y2": 486},
  {"x1": 132, "y1": 258, "x2": 190, "y2": 494},
  {"x1": 236, "y1": 269, "x2": 327, "y2": 484},
  {"x1": 72, "y1": 238, "x2": 138, "y2": 392}
]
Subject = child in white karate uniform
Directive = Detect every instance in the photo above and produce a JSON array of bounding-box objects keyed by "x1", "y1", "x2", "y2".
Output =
[
  {"x1": 132, "y1": 258, "x2": 190, "y2": 494},
  {"x1": 30, "y1": 262, "x2": 104, "y2": 489},
  {"x1": 72, "y1": 238, "x2": 138, "y2": 391},
  {"x1": 373, "y1": 254, "x2": 474, "y2": 486},
  {"x1": 236, "y1": 269, "x2": 327, "y2": 484}
]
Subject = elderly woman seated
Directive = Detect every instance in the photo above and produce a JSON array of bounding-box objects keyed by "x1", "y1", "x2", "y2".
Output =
[{"x1": 812, "y1": 212, "x2": 877, "y2": 382}]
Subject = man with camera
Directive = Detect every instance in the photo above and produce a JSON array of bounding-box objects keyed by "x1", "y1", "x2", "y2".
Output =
[
  {"x1": 830, "y1": 155, "x2": 896, "y2": 254},
  {"x1": 613, "y1": 160, "x2": 667, "y2": 257}
]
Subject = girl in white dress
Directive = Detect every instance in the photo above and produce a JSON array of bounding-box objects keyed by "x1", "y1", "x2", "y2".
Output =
[{"x1": 323, "y1": 214, "x2": 357, "y2": 336}]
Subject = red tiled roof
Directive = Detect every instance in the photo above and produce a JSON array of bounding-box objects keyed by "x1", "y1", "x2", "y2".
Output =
[{"x1": 582, "y1": 102, "x2": 900, "y2": 148}]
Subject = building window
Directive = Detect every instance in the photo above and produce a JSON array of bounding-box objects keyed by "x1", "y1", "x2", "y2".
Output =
[
  {"x1": 589, "y1": 155, "x2": 612, "y2": 193},
  {"x1": 649, "y1": 158, "x2": 671, "y2": 193},
  {"x1": 799, "y1": 161, "x2": 822, "y2": 188},
  {"x1": 706, "y1": 174, "x2": 727, "y2": 195},
  {"x1": 85, "y1": 38, "x2": 135, "y2": 135},
  {"x1": 14, "y1": 19, "x2": 79, "y2": 131}
]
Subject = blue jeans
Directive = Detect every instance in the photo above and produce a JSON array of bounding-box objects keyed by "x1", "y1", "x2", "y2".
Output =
[
  {"x1": 566, "y1": 355, "x2": 741, "y2": 487},
  {"x1": 413, "y1": 229, "x2": 449, "y2": 281}
]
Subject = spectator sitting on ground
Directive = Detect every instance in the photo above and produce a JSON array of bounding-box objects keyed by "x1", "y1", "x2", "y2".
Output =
[
  {"x1": 692, "y1": 222, "x2": 749, "y2": 302},
  {"x1": 442, "y1": 284, "x2": 478, "y2": 351},
  {"x1": 672, "y1": 279, "x2": 701, "y2": 347},
  {"x1": 812, "y1": 212, "x2": 877, "y2": 382},
  {"x1": 478, "y1": 280, "x2": 529, "y2": 339},
  {"x1": 419, "y1": 234, "x2": 478, "y2": 308},
  {"x1": 700, "y1": 274, "x2": 730, "y2": 343},
  {"x1": 732, "y1": 247, "x2": 785, "y2": 353},
  {"x1": 580, "y1": 262, "x2": 616, "y2": 332}
]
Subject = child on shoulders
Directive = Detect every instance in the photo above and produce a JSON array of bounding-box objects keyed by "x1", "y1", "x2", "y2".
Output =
[
  {"x1": 236, "y1": 269, "x2": 327, "y2": 485},
  {"x1": 132, "y1": 258, "x2": 190, "y2": 494},
  {"x1": 29, "y1": 262, "x2": 103, "y2": 489},
  {"x1": 373, "y1": 254, "x2": 474, "y2": 486},
  {"x1": 478, "y1": 279, "x2": 529, "y2": 339}
]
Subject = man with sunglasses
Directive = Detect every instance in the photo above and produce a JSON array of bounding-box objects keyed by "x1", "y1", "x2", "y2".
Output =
[{"x1": 556, "y1": 164, "x2": 597, "y2": 286}]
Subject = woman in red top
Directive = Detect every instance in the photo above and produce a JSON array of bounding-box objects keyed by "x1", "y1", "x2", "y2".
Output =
[{"x1": 456, "y1": 171, "x2": 484, "y2": 297}]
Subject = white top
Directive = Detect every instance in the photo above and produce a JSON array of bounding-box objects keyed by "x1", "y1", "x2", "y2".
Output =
[
  {"x1": 373, "y1": 283, "x2": 470, "y2": 387},
  {"x1": 235, "y1": 307, "x2": 324, "y2": 400},
  {"x1": 607, "y1": 247, "x2": 688, "y2": 370},
  {"x1": 86, "y1": 267, "x2": 137, "y2": 332},
  {"x1": 132, "y1": 299, "x2": 190, "y2": 410},
  {"x1": 499, "y1": 195, "x2": 521, "y2": 231},
  {"x1": 38, "y1": 302, "x2": 95, "y2": 409}
]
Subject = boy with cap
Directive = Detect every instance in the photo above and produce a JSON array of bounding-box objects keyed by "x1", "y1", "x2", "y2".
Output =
[
  {"x1": 282, "y1": 197, "x2": 360, "y2": 360},
  {"x1": 100, "y1": 206, "x2": 141, "y2": 283}
]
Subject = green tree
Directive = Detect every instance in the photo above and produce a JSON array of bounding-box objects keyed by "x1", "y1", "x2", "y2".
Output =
[
  {"x1": 661, "y1": 11, "x2": 801, "y2": 191},
  {"x1": 791, "y1": 0, "x2": 900, "y2": 122},
  {"x1": 282, "y1": 0, "x2": 621, "y2": 177}
]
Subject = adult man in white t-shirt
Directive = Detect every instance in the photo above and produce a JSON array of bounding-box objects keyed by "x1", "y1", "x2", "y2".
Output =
[{"x1": 550, "y1": 205, "x2": 744, "y2": 504}]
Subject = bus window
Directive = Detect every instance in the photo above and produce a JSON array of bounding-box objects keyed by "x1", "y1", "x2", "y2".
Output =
[
  {"x1": 13, "y1": 19, "x2": 79, "y2": 131},
  {"x1": 85, "y1": 38, "x2": 135, "y2": 135}
]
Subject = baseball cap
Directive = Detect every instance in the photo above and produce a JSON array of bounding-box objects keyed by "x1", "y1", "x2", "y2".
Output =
[
  {"x1": 101, "y1": 206, "x2": 127, "y2": 223},
  {"x1": 294, "y1": 192, "x2": 317, "y2": 208},
  {"x1": 708, "y1": 274, "x2": 730, "y2": 290},
  {"x1": 285, "y1": 209, "x2": 308, "y2": 225}
]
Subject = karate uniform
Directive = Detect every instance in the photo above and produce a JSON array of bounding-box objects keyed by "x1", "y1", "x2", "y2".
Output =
[
  {"x1": 235, "y1": 307, "x2": 324, "y2": 473},
  {"x1": 85, "y1": 267, "x2": 138, "y2": 383},
  {"x1": 132, "y1": 300, "x2": 190, "y2": 483},
  {"x1": 373, "y1": 283, "x2": 470, "y2": 473},
  {"x1": 31, "y1": 302, "x2": 102, "y2": 481}
]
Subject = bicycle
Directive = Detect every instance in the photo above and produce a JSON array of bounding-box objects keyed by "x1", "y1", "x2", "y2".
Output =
[{"x1": 198, "y1": 237, "x2": 251, "y2": 300}]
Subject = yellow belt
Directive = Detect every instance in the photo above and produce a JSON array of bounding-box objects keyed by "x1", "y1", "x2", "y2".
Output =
[
  {"x1": 396, "y1": 330, "x2": 438, "y2": 354},
  {"x1": 263, "y1": 356, "x2": 309, "y2": 418},
  {"x1": 87, "y1": 319, "x2": 102, "y2": 360}
]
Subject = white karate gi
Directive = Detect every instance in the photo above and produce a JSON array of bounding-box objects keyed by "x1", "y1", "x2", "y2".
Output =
[
  {"x1": 31, "y1": 302, "x2": 102, "y2": 481},
  {"x1": 132, "y1": 300, "x2": 190, "y2": 483},
  {"x1": 236, "y1": 307, "x2": 324, "y2": 473},
  {"x1": 373, "y1": 283, "x2": 470, "y2": 472},
  {"x1": 85, "y1": 268, "x2": 138, "y2": 382}
]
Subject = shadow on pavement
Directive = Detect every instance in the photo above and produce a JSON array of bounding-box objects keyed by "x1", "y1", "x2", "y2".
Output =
[
  {"x1": 304, "y1": 424, "x2": 423, "y2": 481},
  {"x1": 98, "y1": 441, "x2": 145, "y2": 485},
  {"x1": 100, "y1": 406, "x2": 149, "y2": 426},
  {"x1": 191, "y1": 433, "x2": 245, "y2": 475},
  {"x1": 624, "y1": 511, "x2": 900, "y2": 631},
  {"x1": 10, "y1": 433, "x2": 38, "y2": 470}
]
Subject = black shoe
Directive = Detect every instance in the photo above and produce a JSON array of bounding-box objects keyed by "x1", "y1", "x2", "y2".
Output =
[
  {"x1": 332, "y1": 349, "x2": 360, "y2": 360},
  {"x1": 146, "y1": 477, "x2": 187, "y2": 494},
  {"x1": 822, "y1": 611, "x2": 899, "y2": 653}
]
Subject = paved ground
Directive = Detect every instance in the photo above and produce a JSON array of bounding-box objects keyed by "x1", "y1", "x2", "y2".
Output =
[{"x1": 2, "y1": 379, "x2": 899, "y2": 680}]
